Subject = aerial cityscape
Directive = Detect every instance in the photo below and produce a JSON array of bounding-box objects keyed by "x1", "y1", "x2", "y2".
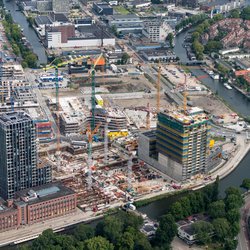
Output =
[{"x1": 0, "y1": 0, "x2": 250, "y2": 249}]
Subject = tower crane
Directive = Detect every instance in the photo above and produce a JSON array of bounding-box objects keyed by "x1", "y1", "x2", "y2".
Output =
[
  {"x1": 146, "y1": 102, "x2": 151, "y2": 130},
  {"x1": 42, "y1": 53, "x2": 104, "y2": 171},
  {"x1": 157, "y1": 62, "x2": 161, "y2": 114},
  {"x1": 86, "y1": 122, "x2": 101, "y2": 189},
  {"x1": 171, "y1": 73, "x2": 188, "y2": 113}
]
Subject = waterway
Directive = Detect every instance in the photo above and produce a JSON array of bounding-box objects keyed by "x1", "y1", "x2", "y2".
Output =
[
  {"x1": 1, "y1": 15, "x2": 250, "y2": 249},
  {"x1": 3, "y1": 0, "x2": 47, "y2": 64},
  {"x1": 137, "y1": 30, "x2": 250, "y2": 220}
]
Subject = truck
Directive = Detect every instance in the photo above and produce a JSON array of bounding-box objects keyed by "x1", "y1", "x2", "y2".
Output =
[
  {"x1": 110, "y1": 64, "x2": 118, "y2": 73},
  {"x1": 95, "y1": 95, "x2": 103, "y2": 107}
]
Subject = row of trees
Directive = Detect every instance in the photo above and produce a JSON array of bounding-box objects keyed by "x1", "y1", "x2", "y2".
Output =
[
  {"x1": 191, "y1": 14, "x2": 224, "y2": 60},
  {"x1": 236, "y1": 76, "x2": 250, "y2": 92},
  {"x1": 229, "y1": 7, "x2": 250, "y2": 20},
  {"x1": 175, "y1": 14, "x2": 207, "y2": 32},
  {"x1": 192, "y1": 186, "x2": 243, "y2": 249},
  {"x1": 2, "y1": 12, "x2": 37, "y2": 68},
  {"x1": 21, "y1": 210, "x2": 154, "y2": 250}
]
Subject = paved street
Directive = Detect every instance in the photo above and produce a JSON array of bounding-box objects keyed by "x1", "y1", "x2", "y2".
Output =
[{"x1": 237, "y1": 195, "x2": 250, "y2": 250}]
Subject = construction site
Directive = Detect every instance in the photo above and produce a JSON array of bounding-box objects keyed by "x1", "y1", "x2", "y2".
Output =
[{"x1": 0, "y1": 50, "x2": 241, "y2": 215}]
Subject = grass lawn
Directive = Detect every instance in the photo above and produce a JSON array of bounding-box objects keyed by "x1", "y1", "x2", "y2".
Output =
[{"x1": 113, "y1": 6, "x2": 130, "y2": 15}]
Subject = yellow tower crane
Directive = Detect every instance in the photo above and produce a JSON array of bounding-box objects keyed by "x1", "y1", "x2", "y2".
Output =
[
  {"x1": 42, "y1": 53, "x2": 103, "y2": 171},
  {"x1": 157, "y1": 62, "x2": 161, "y2": 114}
]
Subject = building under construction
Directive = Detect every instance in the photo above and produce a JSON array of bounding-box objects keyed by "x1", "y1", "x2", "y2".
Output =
[{"x1": 138, "y1": 107, "x2": 211, "y2": 181}]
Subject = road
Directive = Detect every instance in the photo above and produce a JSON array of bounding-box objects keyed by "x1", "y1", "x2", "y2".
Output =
[
  {"x1": 25, "y1": 70, "x2": 58, "y2": 134},
  {"x1": 143, "y1": 65, "x2": 184, "y2": 106},
  {"x1": 238, "y1": 194, "x2": 250, "y2": 250}
]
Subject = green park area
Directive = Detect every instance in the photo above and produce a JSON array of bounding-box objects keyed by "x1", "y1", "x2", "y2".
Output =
[{"x1": 113, "y1": 6, "x2": 130, "y2": 15}]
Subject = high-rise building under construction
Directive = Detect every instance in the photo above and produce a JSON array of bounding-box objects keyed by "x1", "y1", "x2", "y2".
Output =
[
  {"x1": 0, "y1": 112, "x2": 52, "y2": 199},
  {"x1": 155, "y1": 107, "x2": 210, "y2": 180}
]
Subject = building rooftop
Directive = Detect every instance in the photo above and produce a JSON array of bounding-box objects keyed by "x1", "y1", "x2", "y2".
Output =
[
  {"x1": 76, "y1": 25, "x2": 113, "y2": 39},
  {"x1": 49, "y1": 13, "x2": 69, "y2": 23},
  {"x1": 16, "y1": 182, "x2": 75, "y2": 205},
  {"x1": 111, "y1": 14, "x2": 139, "y2": 19},
  {"x1": 0, "y1": 111, "x2": 32, "y2": 125},
  {"x1": 161, "y1": 107, "x2": 209, "y2": 126},
  {"x1": 35, "y1": 15, "x2": 53, "y2": 25}
]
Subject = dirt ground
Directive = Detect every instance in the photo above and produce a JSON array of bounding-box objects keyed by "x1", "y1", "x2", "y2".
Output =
[
  {"x1": 190, "y1": 95, "x2": 231, "y2": 115},
  {"x1": 190, "y1": 94, "x2": 237, "y2": 123},
  {"x1": 114, "y1": 94, "x2": 174, "y2": 111}
]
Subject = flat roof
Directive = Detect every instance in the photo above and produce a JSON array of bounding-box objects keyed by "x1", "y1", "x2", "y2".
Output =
[
  {"x1": 49, "y1": 13, "x2": 69, "y2": 23},
  {"x1": 161, "y1": 107, "x2": 209, "y2": 126},
  {"x1": 0, "y1": 111, "x2": 32, "y2": 126},
  {"x1": 35, "y1": 15, "x2": 52, "y2": 25},
  {"x1": 76, "y1": 25, "x2": 113, "y2": 39},
  {"x1": 16, "y1": 182, "x2": 75, "y2": 205}
]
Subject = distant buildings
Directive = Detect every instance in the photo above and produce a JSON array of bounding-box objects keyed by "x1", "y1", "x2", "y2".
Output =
[
  {"x1": 138, "y1": 108, "x2": 211, "y2": 181},
  {"x1": 45, "y1": 24, "x2": 115, "y2": 48},
  {"x1": 143, "y1": 20, "x2": 173, "y2": 42},
  {"x1": 93, "y1": 2, "x2": 113, "y2": 15},
  {"x1": 20, "y1": 0, "x2": 71, "y2": 13},
  {"x1": 108, "y1": 14, "x2": 144, "y2": 34},
  {"x1": 52, "y1": 0, "x2": 70, "y2": 13},
  {"x1": 0, "y1": 63, "x2": 28, "y2": 101},
  {"x1": 206, "y1": 18, "x2": 250, "y2": 49},
  {"x1": 0, "y1": 112, "x2": 52, "y2": 200}
]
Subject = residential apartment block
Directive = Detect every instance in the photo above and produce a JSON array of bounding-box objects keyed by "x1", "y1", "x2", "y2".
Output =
[
  {"x1": 143, "y1": 20, "x2": 172, "y2": 42},
  {"x1": 0, "y1": 112, "x2": 52, "y2": 200}
]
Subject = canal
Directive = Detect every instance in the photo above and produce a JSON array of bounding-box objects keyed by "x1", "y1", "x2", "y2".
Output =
[
  {"x1": 3, "y1": 0, "x2": 47, "y2": 64},
  {"x1": 1, "y1": 12, "x2": 250, "y2": 248},
  {"x1": 137, "y1": 30, "x2": 250, "y2": 220}
]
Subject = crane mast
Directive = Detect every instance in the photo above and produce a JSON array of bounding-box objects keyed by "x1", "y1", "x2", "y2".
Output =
[{"x1": 157, "y1": 63, "x2": 161, "y2": 113}]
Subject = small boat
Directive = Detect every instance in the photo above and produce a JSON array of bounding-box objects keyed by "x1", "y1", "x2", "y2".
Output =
[
  {"x1": 224, "y1": 83, "x2": 232, "y2": 90},
  {"x1": 211, "y1": 74, "x2": 219, "y2": 80}
]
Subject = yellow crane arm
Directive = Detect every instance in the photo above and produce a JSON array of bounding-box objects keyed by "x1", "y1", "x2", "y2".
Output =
[{"x1": 42, "y1": 54, "x2": 102, "y2": 71}]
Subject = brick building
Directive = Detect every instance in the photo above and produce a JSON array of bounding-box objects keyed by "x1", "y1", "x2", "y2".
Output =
[{"x1": 0, "y1": 183, "x2": 77, "y2": 232}]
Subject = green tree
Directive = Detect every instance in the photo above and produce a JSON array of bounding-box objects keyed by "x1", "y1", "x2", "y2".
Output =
[
  {"x1": 225, "y1": 194, "x2": 244, "y2": 210},
  {"x1": 208, "y1": 200, "x2": 225, "y2": 219},
  {"x1": 191, "y1": 32, "x2": 200, "y2": 41},
  {"x1": 230, "y1": 221, "x2": 240, "y2": 237},
  {"x1": 169, "y1": 202, "x2": 184, "y2": 220},
  {"x1": 212, "y1": 175, "x2": 220, "y2": 202},
  {"x1": 241, "y1": 6, "x2": 250, "y2": 20},
  {"x1": 192, "y1": 221, "x2": 214, "y2": 245},
  {"x1": 179, "y1": 197, "x2": 191, "y2": 217},
  {"x1": 154, "y1": 214, "x2": 177, "y2": 246},
  {"x1": 229, "y1": 9, "x2": 240, "y2": 18},
  {"x1": 83, "y1": 236, "x2": 114, "y2": 250},
  {"x1": 224, "y1": 238, "x2": 238, "y2": 250},
  {"x1": 125, "y1": 226, "x2": 152, "y2": 250},
  {"x1": 121, "y1": 53, "x2": 130, "y2": 64},
  {"x1": 24, "y1": 53, "x2": 37, "y2": 68},
  {"x1": 117, "y1": 232, "x2": 134, "y2": 250},
  {"x1": 226, "y1": 209, "x2": 240, "y2": 224},
  {"x1": 12, "y1": 43, "x2": 20, "y2": 56},
  {"x1": 204, "y1": 41, "x2": 223, "y2": 54},
  {"x1": 95, "y1": 216, "x2": 123, "y2": 244},
  {"x1": 73, "y1": 224, "x2": 94, "y2": 242},
  {"x1": 241, "y1": 178, "x2": 250, "y2": 191},
  {"x1": 166, "y1": 32, "x2": 174, "y2": 48},
  {"x1": 192, "y1": 40, "x2": 204, "y2": 60},
  {"x1": 189, "y1": 192, "x2": 205, "y2": 213},
  {"x1": 213, "y1": 218, "x2": 230, "y2": 243}
]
